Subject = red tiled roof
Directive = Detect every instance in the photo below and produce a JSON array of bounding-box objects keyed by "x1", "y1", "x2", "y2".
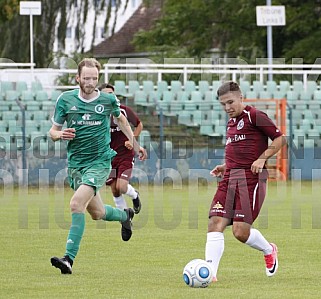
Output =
[{"x1": 93, "y1": 1, "x2": 162, "y2": 58}]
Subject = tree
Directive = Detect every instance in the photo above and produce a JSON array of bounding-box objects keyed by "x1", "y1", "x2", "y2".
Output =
[
  {"x1": 133, "y1": 0, "x2": 321, "y2": 63},
  {"x1": 0, "y1": 0, "x2": 127, "y2": 67},
  {"x1": 0, "y1": 0, "x2": 19, "y2": 23},
  {"x1": 280, "y1": 0, "x2": 321, "y2": 63},
  {"x1": 2, "y1": 1, "x2": 320, "y2": 66},
  {"x1": 0, "y1": 0, "x2": 61, "y2": 67}
]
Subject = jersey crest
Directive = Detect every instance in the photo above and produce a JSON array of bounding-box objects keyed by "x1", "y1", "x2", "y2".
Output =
[
  {"x1": 237, "y1": 118, "x2": 244, "y2": 130},
  {"x1": 94, "y1": 104, "x2": 104, "y2": 114}
]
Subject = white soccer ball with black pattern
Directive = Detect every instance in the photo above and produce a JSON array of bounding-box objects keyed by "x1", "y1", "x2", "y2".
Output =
[{"x1": 183, "y1": 259, "x2": 213, "y2": 288}]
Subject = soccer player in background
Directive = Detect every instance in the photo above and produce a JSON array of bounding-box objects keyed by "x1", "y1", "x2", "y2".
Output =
[
  {"x1": 49, "y1": 58, "x2": 147, "y2": 274},
  {"x1": 98, "y1": 83, "x2": 143, "y2": 214},
  {"x1": 205, "y1": 81, "x2": 287, "y2": 281}
]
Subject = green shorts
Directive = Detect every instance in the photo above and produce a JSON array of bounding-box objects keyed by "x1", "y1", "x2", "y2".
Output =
[{"x1": 68, "y1": 162, "x2": 112, "y2": 194}]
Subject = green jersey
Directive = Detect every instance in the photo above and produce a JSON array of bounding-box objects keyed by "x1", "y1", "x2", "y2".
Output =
[{"x1": 52, "y1": 89, "x2": 121, "y2": 168}]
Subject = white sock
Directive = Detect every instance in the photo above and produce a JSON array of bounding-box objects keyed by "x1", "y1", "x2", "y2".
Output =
[
  {"x1": 205, "y1": 232, "x2": 224, "y2": 278},
  {"x1": 245, "y1": 228, "x2": 273, "y2": 255},
  {"x1": 113, "y1": 196, "x2": 127, "y2": 209},
  {"x1": 125, "y1": 184, "x2": 137, "y2": 199}
]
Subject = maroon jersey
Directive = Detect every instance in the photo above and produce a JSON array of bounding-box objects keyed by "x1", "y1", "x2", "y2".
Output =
[
  {"x1": 225, "y1": 105, "x2": 282, "y2": 170},
  {"x1": 110, "y1": 104, "x2": 141, "y2": 154}
]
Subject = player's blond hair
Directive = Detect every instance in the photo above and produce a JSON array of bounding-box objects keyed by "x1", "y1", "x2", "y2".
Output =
[{"x1": 77, "y1": 58, "x2": 101, "y2": 75}]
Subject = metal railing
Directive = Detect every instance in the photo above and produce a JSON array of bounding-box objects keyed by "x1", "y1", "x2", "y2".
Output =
[
  {"x1": 102, "y1": 63, "x2": 321, "y2": 87},
  {"x1": 1, "y1": 63, "x2": 321, "y2": 91}
]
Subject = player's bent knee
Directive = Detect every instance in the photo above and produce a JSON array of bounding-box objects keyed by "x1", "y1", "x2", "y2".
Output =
[
  {"x1": 87, "y1": 206, "x2": 105, "y2": 220},
  {"x1": 112, "y1": 190, "x2": 121, "y2": 197},
  {"x1": 117, "y1": 183, "x2": 128, "y2": 194},
  {"x1": 70, "y1": 198, "x2": 85, "y2": 213},
  {"x1": 232, "y1": 226, "x2": 249, "y2": 243},
  {"x1": 89, "y1": 212, "x2": 101, "y2": 220},
  {"x1": 70, "y1": 202, "x2": 81, "y2": 213}
]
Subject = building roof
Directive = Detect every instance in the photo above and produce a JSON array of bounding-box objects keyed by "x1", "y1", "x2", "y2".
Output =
[{"x1": 93, "y1": 1, "x2": 162, "y2": 58}]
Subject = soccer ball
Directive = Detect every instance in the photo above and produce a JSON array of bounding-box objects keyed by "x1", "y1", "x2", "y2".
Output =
[{"x1": 183, "y1": 259, "x2": 213, "y2": 288}]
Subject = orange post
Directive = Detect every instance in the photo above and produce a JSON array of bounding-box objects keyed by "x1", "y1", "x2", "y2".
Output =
[{"x1": 244, "y1": 98, "x2": 288, "y2": 181}]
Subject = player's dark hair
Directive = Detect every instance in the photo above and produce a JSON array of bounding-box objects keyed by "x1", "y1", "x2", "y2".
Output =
[
  {"x1": 98, "y1": 83, "x2": 115, "y2": 91},
  {"x1": 217, "y1": 81, "x2": 241, "y2": 98},
  {"x1": 78, "y1": 58, "x2": 101, "y2": 75}
]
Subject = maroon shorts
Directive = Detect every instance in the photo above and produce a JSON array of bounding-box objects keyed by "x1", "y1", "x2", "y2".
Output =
[
  {"x1": 209, "y1": 169, "x2": 268, "y2": 225},
  {"x1": 106, "y1": 153, "x2": 135, "y2": 185}
]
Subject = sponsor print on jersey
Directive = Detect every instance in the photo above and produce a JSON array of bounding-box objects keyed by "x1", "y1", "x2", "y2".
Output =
[
  {"x1": 110, "y1": 127, "x2": 121, "y2": 133},
  {"x1": 75, "y1": 113, "x2": 102, "y2": 126},
  {"x1": 226, "y1": 134, "x2": 246, "y2": 145},
  {"x1": 82, "y1": 114, "x2": 91, "y2": 120}
]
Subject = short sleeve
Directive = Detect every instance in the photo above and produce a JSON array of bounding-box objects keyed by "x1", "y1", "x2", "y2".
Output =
[
  {"x1": 125, "y1": 106, "x2": 141, "y2": 127},
  {"x1": 251, "y1": 109, "x2": 283, "y2": 140},
  {"x1": 51, "y1": 97, "x2": 66, "y2": 126},
  {"x1": 109, "y1": 94, "x2": 121, "y2": 118}
]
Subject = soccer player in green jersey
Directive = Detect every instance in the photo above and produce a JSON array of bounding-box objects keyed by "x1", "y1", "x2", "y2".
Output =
[{"x1": 49, "y1": 58, "x2": 147, "y2": 274}]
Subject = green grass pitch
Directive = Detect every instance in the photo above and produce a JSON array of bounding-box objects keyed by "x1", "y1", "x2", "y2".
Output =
[{"x1": 0, "y1": 181, "x2": 320, "y2": 299}]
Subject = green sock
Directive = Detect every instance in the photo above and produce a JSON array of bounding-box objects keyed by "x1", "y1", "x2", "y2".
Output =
[
  {"x1": 104, "y1": 205, "x2": 127, "y2": 222},
  {"x1": 65, "y1": 213, "x2": 85, "y2": 261}
]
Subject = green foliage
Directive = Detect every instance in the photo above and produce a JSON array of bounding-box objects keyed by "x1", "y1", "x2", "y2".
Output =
[
  {"x1": 282, "y1": 0, "x2": 321, "y2": 62},
  {"x1": 133, "y1": 0, "x2": 321, "y2": 63},
  {"x1": 133, "y1": 0, "x2": 217, "y2": 58},
  {"x1": 0, "y1": 0, "x2": 62, "y2": 66},
  {"x1": 0, "y1": 14, "x2": 30, "y2": 62},
  {"x1": 0, "y1": 0, "x2": 129, "y2": 67},
  {"x1": 0, "y1": 0, "x2": 19, "y2": 23},
  {"x1": 1, "y1": 1, "x2": 321, "y2": 66}
]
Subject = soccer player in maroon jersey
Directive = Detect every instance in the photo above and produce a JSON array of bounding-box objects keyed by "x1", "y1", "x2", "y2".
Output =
[
  {"x1": 205, "y1": 81, "x2": 287, "y2": 281},
  {"x1": 98, "y1": 83, "x2": 143, "y2": 214}
]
